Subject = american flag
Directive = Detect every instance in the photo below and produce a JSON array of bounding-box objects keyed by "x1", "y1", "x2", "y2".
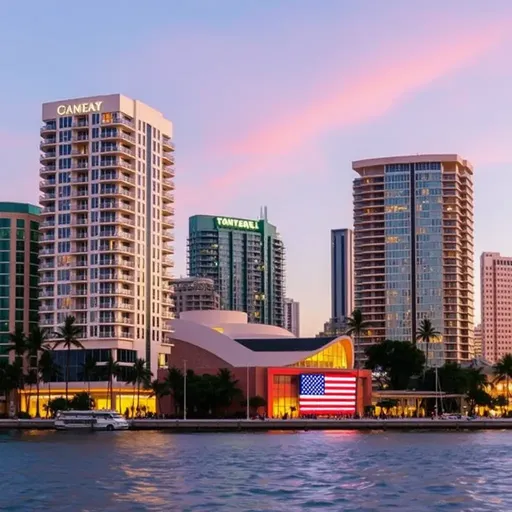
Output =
[{"x1": 299, "y1": 373, "x2": 356, "y2": 414}]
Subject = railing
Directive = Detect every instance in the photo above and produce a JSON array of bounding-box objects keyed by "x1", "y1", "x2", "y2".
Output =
[
  {"x1": 41, "y1": 124, "x2": 56, "y2": 133},
  {"x1": 40, "y1": 138, "x2": 56, "y2": 147},
  {"x1": 40, "y1": 165, "x2": 56, "y2": 173}
]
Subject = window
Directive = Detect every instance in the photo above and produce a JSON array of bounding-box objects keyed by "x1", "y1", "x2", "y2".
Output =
[
  {"x1": 59, "y1": 130, "x2": 72, "y2": 142},
  {"x1": 59, "y1": 144, "x2": 72, "y2": 156},
  {"x1": 59, "y1": 117, "x2": 72, "y2": 129},
  {"x1": 92, "y1": 113, "x2": 100, "y2": 125},
  {"x1": 92, "y1": 127, "x2": 99, "y2": 139}
]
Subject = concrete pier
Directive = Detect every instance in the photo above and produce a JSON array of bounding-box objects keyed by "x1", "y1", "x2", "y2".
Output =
[{"x1": 2, "y1": 418, "x2": 512, "y2": 431}]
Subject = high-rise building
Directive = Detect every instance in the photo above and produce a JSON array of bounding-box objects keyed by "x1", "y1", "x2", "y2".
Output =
[
  {"x1": 331, "y1": 228, "x2": 354, "y2": 324},
  {"x1": 188, "y1": 214, "x2": 285, "y2": 327},
  {"x1": 480, "y1": 252, "x2": 512, "y2": 363},
  {"x1": 0, "y1": 203, "x2": 40, "y2": 361},
  {"x1": 39, "y1": 94, "x2": 175, "y2": 397},
  {"x1": 474, "y1": 323, "x2": 482, "y2": 360},
  {"x1": 284, "y1": 298, "x2": 300, "y2": 336},
  {"x1": 171, "y1": 277, "x2": 220, "y2": 317},
  {"x1": 353, "y1": 154, "x2": 474, "y2": 365}
]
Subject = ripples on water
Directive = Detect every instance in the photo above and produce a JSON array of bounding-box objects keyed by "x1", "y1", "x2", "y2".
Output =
[{"x1": 1, "y1": 429, "x2": 512, "y2": 511}]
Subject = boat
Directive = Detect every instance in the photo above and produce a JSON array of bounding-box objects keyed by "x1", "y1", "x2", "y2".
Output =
[{"x1": 54, "y1": 410, "x2": 129, "y2": 431}]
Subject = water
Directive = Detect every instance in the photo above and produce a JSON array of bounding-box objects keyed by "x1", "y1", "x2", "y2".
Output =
[{"x1": 1, "y1": 430, "x2": 512, "y2": 511}]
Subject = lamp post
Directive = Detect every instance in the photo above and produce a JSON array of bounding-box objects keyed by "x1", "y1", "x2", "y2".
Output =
[
  {"x1": 246, "y1": 366, "x2": 250, "y2": 420},
  {"x1": 183, "y1": 359, "x2": 187, "y2": 421}
]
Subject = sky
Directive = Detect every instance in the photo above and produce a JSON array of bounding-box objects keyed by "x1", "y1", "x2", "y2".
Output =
[{"x1": 1, "y1": 0, "x2": 512, "y2": 336}]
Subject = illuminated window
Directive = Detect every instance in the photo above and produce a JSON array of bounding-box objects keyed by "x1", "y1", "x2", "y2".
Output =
[
  {"x1": 289, "y1": 341, "x2": 348, "y2": 370},
  {"x1": 102, "y1": 112, "x2": 112, "y2": 124}
]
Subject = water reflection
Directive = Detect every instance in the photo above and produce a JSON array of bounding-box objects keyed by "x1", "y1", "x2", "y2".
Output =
[{"x1": 1, "y1": 431, "x2": 512, "y2": 511}]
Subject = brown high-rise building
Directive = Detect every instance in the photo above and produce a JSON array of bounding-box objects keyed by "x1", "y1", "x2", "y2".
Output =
[{"x1": 352, "y1": 154, "x2": 474, "y2": 365}]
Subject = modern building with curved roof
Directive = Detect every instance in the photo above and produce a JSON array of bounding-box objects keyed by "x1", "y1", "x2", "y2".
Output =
[{"x1": 160, "y1": 310, "x2": 372, "y2": 418}]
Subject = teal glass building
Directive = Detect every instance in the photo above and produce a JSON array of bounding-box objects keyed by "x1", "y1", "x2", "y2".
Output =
[
  {"x1": 188, "y1": 215, "x2": 285, "y2": 327},
  {"x1": 0, "y1": 203, "x2": 41, "y2": 359}
]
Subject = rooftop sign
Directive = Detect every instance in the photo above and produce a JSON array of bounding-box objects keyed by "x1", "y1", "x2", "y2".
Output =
[
  {"x1": 57, "y1": 101, "x2": 103, "y2": 116},
  {"x1": 215, "y1": 217, "x2": 260, "y2": 231}
]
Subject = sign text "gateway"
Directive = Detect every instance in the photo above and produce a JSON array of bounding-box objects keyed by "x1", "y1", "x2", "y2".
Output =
[
  {"x1": 57, "y1": 101, "x2": 103, "y2": 116},
  {"x1": 215, "y1": 217, "x2": 260, "y2": 231}
]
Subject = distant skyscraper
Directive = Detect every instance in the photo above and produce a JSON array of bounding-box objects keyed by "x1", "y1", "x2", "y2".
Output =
[
  {"x1": 331, "y1": 229, "x2": 354, "y2": 323},
  {"x1": 39, "y1": 94, "x2": 175, "y2": 386},
  {"x1": 474, "y1": 323, "x2": 482, "y2": 360},
  {"x1": 481, "y1": 252, "x2": 512, "y2": 363},
  {"x1": 172, "y1": 277, "x2": 220, "y2": 317},
  {"x1": 284, "y1": 298, "x2": 300, "y2": 336},
  {"x1": 353, "y1": 154, "x2": 474, "y2": 365},
  {"x1": 188, "y1": 214, "x2": 285, "y2": 327},
  {"x1": 0, "y1": 203, "x2": 40, "y2": 361}
]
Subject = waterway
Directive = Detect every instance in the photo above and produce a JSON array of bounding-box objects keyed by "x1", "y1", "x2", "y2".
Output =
[{"x1": 1, "y1": 430, "x2": 511, "y2": 511}]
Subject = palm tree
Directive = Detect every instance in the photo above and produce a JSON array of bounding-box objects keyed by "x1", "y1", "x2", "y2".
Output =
[
  {"x1": 27, "y1": 326, "x2": 49, "y2": 418},
  {"x1": 127, "y1": 358, "x2": 152, "y2": 411},
  {"x1": 149, "y1": 379, "x2": 169, "y2": 414},
  {"x1": 416, "y1": 318, "x2": 441, "y2": 369},
  {"x1": 493, "y1": 354, "x2": 512, "y2": 410},
  {"x1": 39, "y1": 351, "x2": 62, "y2": 418},
  {"x1": 216, "y1": 368, "x2": 242, "y2": 414},
  {"x1": 165, "y1": 367, "x2": 184, "y2": 416},
  {"x1": 345, "y1": 309, "x2": 370, "y2": 368},
  {"x1": 53, "y1": 316, "x2": 84, "y2": 401},
  {"x1": 9, "y1": 325, "x2": 28, "y2": 363},
  {"x1": 0, "y1": 359, "x2": 18, "y2": 416},
  {"x1": 102, "y1": 355, "x2": 120, "y2": 410},
  {"x1": 24, "y1": 370, "x2": 37, "y2": 414},
  {"x1": 82, "y1": 356, "x2": 97, "y2": 395}
]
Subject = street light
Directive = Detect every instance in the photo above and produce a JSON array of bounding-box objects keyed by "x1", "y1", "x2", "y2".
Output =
[{"x1": 246, "y1": 366, "x2": 250, "y2": 420}]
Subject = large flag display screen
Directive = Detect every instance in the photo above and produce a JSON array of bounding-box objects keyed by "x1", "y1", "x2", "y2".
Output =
[{"x1": 299, "y1": 374, "x2": 356, "y2": 414}]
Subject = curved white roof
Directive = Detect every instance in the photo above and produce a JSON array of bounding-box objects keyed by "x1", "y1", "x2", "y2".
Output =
[
  {"x1": 178, "y1": 310, "x2": 295, "y2": 339},
  {"x1": 171, "y1": 316, "x2": 354, "y2": 368}
]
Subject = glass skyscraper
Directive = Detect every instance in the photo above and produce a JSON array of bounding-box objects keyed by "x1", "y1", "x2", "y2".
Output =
[
  {"x1": 0, "y1": 203, "x2": 40, "y2": 360},
  {"x1": 188, "y1": 215, "x2": 285, "y2": 327},
  {"x1": 353, "y1": 155, "x2": 474, "y2": 365}
]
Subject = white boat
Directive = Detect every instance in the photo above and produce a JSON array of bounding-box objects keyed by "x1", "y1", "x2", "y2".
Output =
[{"x1": 54, "y1": 410, "x2": 129, "y2": 431}]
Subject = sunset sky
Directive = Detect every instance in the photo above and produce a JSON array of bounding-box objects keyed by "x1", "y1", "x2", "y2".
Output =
[{"x1": 1, "y1": 0, "x2": 512, "y2": 335}]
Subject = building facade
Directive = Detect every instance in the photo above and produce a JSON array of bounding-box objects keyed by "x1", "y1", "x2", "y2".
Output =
[
  {"x1": 39, "y1": 94, "x2": 175, "y2": 397},
  {"x1": 474, "y1": 323, "x2": 482, "y2": 359},
  {"x1": 481, "y1": 252, "x2": 512, "y2": 363},
  {"x1": 353, "y1": 154, "x2": 474, "y2": 365},
  {"x1": 0, "y1": 203, "x2": 40, "y2": 360},
  {"x1": 171, "y1": 277, "x2": 220, "y2": 317},
  {"x1": 188, "y1": 215, "x2": 285, "y2": 327},
  {"x1": 284, "y1": 298, "x2": 300, "y2": 337},
  {"x1": 158, "y1": 310, "x2": 372, "y2": 418},
  {"x1": 331, "y1": 228, "x2": 354, "y2": 324}
]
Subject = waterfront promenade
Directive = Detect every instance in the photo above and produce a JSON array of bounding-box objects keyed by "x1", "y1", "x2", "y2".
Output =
[{"x1": 3, "y1": 418, "x2": 512, "y2": 431}]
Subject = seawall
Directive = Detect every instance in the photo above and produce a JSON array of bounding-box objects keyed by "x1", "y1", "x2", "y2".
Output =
[{"x1": 1, "y1": 418, "x2": 512, "y2": 431}]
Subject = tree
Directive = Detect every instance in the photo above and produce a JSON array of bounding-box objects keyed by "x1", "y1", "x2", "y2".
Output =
[
  {"x1": 70, "y1": 392, "x2": 94, "y2": 411},
  {"x1": 493, "y1": 395, "x2": 508, "y2": 416},
  {"x1": 216, "y1": 368, "x2": 242, "y2": 414},
  {"x1": 53, "y1": 316, "x2": 83, "y2": 401},
  {"x1": 27, "y1": 326, "x2": 49, "y2": 418},
  {"x1": 466, "y1": 367, "x2": 490, "y2": 415},
  {"x1": 126, "y1": 358, "x2": 152, "y2": 411},
  {"x1": 248, "y1": 395, "x2": 267, "y2": 412},
  {"x1": 493, "y1": 354, "x2": 512, "y2": 410},
  {"x1": 9, "y1": 325, "x2": 27, "y2": 363},
  {"x1": 24, "y1": 370, "x2": 37, "y2": 415},
  {"x1": 39, "y1": 350, "x2": 62, "y2": 418},
  {"x1": 149, "y1": 379, "x2": 169, "y2": 414},
  {"x1": 416, "y1": 318, "x2": 441, "y2": 369},
  {"x1": 0, "y1": 360, "x2": 18, "y2": 416},
  {"x1": 365, "y1": 340, "x2": 426, "y2": 389},
  {"x1": 82, "y1": 356, "x2": 97, "y2": 395},
  {"x1": 377, "y1": 399, "x2": 398, "y2": 414},
  {"x1": 165, "y1": 367, "x2": 184, "y2": 416},
  {"x1": 101, "y1": 355, "x2": 120, "y2": 410},
  {"x1": 345, "y1": 309, "x2": 370, "y2": 367},
  {"x1": 46, "y1": 397, "x2": 70, "y2": 418}
]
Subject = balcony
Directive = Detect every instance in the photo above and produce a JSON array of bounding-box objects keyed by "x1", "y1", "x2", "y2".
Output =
[
  {"x1": 40, "y1": 138, "x2": 57, "y2": 149},
  {"x1": 72, "y1": 120, "x2": 89, "y2": 128},
  {"x1": 71, "y1": 148, "x2": 89, "y2": 156},
  {"x1": 162, "y1": 137, "x2": 174, "y2": 151},
  {"x1": 100, "y1": 201, "x2": 135, "y2": 212},
  {"x1": 72, "y1": 134, "x2": 89, "y2": 142},
  {"x1": 162, "y1": 178, "x2": 174, "y2": 189},
  {"x1": 40, "y1": 152, "x2": 57, "y2": 162},
  {"x1": 163, "y1": 191, "x2": 174, "y2": 203},
  {"x1": 41, "y1": 124, "x2": 56, "y2": 134},
  {"x1": 40, "y1": 165, "x2": 56, "y2": 174},
  {"x1": 101, "y1": 145, "x2": 135, "y2": 157},
  {"x1": 40, "y1": 220, "x2": 55, "y2": 228},
  {"x1": 41, "y1": 206, "x2": 56, "y2": 214},
  {"x1": 40, "y1": 193, "x2": 56, "y2": 203},
  {"x1": 99, "y1": 173, "x2": 135, "y2": 185},
  {"x1": 40, "y1": 179, "x2": 56, "y2": 189},
  {"x1": 71, "y1": 162, "x2": 89, "y2": 170},
  {"x1": 102, "y1": 116, "x2": 135, "y2": 129}
]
